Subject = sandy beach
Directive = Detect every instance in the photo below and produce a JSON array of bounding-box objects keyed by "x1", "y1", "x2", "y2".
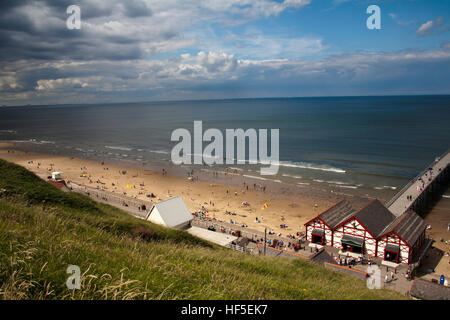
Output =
[
  {"x1": 1, "y1": 141, "x2": 449, "y2": 278},
  {"x1": 421, "y1": 199, "x2": 450, "y2": 278},
  {"x1": 0, "y1": 142, "x2": 337, "y2": 237}
]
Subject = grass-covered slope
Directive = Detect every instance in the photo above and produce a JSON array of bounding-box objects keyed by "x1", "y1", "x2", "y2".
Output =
[{"x1": 0, "y1": 159, "x2": 405, "y2": 299}]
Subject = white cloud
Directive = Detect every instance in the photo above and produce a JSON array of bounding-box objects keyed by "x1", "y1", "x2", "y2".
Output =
[
  {"x1": 417, "y1": 21, "x2": 435, "y2": 36},
  {"x1": 0, "y1": 1, "x2": 449, "y2": 104},
  {"x1": 2, "y1": 46, "x2": 449, "y2": 104},
  {"x1": 417, "y1": 17, "x2": 445, "y2": 36}
]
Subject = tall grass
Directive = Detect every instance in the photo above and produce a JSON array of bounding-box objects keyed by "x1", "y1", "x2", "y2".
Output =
[{"x1": 0, "y1": 159, "x2": 406, "y2": 299}]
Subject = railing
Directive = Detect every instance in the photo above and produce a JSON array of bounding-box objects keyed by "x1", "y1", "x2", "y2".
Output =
[
  {"x1": 227, "y1": 243, "x2": 255, "y2": 254},
  {"x1": 191, "y1": 218, "x2": 302, "y2": 245},
  {"x1": 385, "y1": 149, "x2": 450, "y2": 208},
  {"x1": 68, "y1": 182, "x2": 151, "y2": 219}
]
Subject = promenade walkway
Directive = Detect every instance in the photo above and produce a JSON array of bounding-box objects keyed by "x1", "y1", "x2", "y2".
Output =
[
  {"x1": 191, "y1": 218, "x2": 307, "y2": 253},
  {"x1": 68, "y1": 181, "x2": 151, "y2": 219}
]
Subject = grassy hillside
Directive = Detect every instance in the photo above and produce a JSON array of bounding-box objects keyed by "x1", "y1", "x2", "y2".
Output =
[{"x1": 0, "y1": 159, "x2": 406, "y2": 299}]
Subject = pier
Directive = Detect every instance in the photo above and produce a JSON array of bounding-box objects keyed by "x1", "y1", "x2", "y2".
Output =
[{"x1": 386, "y1": 150, "x2": 450, "y2": 217}]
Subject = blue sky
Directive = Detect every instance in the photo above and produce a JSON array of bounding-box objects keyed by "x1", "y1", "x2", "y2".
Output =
[
  {"x1": 182, "y1": 0, "x2": 449, "y2": 59},
  {"x1": 0, "y1": 0, "x2": 449, "y2": 105}
]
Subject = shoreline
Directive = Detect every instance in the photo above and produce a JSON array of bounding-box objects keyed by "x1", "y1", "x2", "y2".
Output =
[
  {"x1": 0, "y1": 141, "x2": 373, "y2": 236},
  {"x1": 1, "y1": 138, "x2": 403, "y2": 200}
]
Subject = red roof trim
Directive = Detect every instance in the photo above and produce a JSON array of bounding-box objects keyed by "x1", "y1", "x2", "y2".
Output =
[
  {"x1": 333, "y1": 199, "x2": 379, "y2": 238},
  {"x1": 354, "y1": 216, "x2": 376, "y2": 239},
  {"x1": 333, "y1": 215, "x2": 376, "y2": 239},
  {"x1": 304, "y1": 199, "x2": 346, "y2": 228},
  {"x1": 377, "y1": 211, "x2": 413, "y2": 247},
  {"x1": 393, "y1": 230, "x2": 412, "y2": 248},
  {"x1": 333, "y1": 199, "x2": 377, "y2": 231}
]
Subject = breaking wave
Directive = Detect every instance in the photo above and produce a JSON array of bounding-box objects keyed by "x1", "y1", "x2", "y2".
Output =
[
  {"x1": 242, "y1": 174, "x2": 269, "y2": 181},
  {"x1": 105, "y1": 145, "x2": 132, "y2": 151},
  {"x1": 278, "y1": 161, "x2": 346, "y2": 173}
]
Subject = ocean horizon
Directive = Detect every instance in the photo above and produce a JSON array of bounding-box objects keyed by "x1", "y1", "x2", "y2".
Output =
[{"x1": 1, "y1": 95, "x2": 449, "y2": 197}]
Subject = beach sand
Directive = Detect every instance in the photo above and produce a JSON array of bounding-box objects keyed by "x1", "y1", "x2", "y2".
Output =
[
  {"x1": 1, "y1": 141, "x2": 449, "y2": 278},
  {"x1": 0, "y1": 142, "x2": 336, "y2": 237},
  {"x1": 421, "y1": 199, "x2": 450, "y2": 279}
]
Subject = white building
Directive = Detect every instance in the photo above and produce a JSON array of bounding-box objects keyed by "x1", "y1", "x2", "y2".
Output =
[
  {"x1": 146, "y1": 196, "x2": 193, "y2": 229},
  {"x1": 51, "y1": 171, "x2": 63, "y2": 181}
]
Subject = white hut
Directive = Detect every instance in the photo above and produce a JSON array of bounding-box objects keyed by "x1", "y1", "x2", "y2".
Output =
[
  {"x1": 146, "y1": 196, "x2": 193, "y2": 229},
  {"x1": 51, "y1": 172, "x2": 63, "y2": 181}
]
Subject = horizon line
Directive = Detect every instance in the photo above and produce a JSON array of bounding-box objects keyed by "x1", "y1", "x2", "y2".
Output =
[{"x1": 2, "y1": 93, "x2": 450, "y2": 108}]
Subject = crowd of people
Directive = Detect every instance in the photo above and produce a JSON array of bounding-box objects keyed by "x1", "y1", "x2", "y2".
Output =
[{"x1": 335, "y1": 253, "x2": 372, "y2": 266}]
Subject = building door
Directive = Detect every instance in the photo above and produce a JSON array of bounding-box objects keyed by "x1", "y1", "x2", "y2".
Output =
[
  {"x1": 342, "y1": 243, "x2": 362, "y2": 254},
  {"x1": 341, "y1": 235, "x2": 364, "y2": 254},
  {"x1": 384, "y1": 250, "x2": 399, "y2": 263},
  {"x1": 312, "y1": 234, "x2": 324, "y2": 245},
  {"x1": 384, "y1": 244, "x2": 400, "y2": 263}
]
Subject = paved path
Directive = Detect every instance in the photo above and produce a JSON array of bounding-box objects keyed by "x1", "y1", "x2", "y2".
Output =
[
  {"x1": 68, "y1": 182, "x2": 151, "y2": 219},
  {"x1": 387, "y1": 150, "x2": 450, "y2": 217},
  {"x1": 192, "y1": 218, "x2": 307, "y2": 252}
]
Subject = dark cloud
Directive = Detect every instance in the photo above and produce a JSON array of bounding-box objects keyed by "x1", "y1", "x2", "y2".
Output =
[
  {"x1": 122, "y1": 0, "x2": 152, "y2": 18},
  {"x1": 0, "y1": 1, "x2": 448, "y2": 105},
  {"x1": 0, "y1": 0, "x2": 158, "y2": 62}
]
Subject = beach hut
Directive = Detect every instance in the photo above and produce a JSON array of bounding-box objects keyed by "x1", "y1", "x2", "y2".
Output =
[
  {"x1": 145, "y1": 196, "x2": 193, "y2": 229},
  {"x1": 51, "y1": 171, "x2": 63, "y2": 181}
]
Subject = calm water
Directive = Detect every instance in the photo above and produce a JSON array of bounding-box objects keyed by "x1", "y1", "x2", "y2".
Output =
[{"x1": 0, "y1": 96, "x2": 449, "y2": 194}]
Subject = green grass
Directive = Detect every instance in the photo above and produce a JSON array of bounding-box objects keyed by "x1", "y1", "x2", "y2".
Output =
[{"x1": 0, "y1": 159, "x2": 406, "y2": 299}]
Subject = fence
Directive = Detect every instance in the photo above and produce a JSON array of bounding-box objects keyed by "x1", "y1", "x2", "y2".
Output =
[
  {"x1": 226, "y1": 243, "x2": 256, "y2": 255},
  {"x1": 385, "y1": 149, "x2": 450, "y2": 208},
  {"x1": 191, "y1": 218, "x2": 304, "y2": 245}
]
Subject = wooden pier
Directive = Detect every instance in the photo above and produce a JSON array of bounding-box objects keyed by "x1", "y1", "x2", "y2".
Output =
[{"x1": 386, "y1": 149, "x2": 450, "y2": 217}]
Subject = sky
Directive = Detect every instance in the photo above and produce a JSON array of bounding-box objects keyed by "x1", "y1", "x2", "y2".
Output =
[{"x1": 0, "y1": 0, "x2": 449, "y2": 105}]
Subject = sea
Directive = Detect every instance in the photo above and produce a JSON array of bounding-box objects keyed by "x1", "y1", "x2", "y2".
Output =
[{"x1": 1, "y1": 95, "x2": 449, "y2": 199}]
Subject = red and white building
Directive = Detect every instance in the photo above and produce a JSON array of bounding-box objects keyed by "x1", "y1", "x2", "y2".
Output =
[
  {"x1": 305, "y1": 200, "x2": 355, "y2": 247},
  {"x1": 305, "y1": 199, "x2": 427, "y2": 265},
  {"x1": 376, "y1": 210, "x2": 427, "y2": 264}
]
